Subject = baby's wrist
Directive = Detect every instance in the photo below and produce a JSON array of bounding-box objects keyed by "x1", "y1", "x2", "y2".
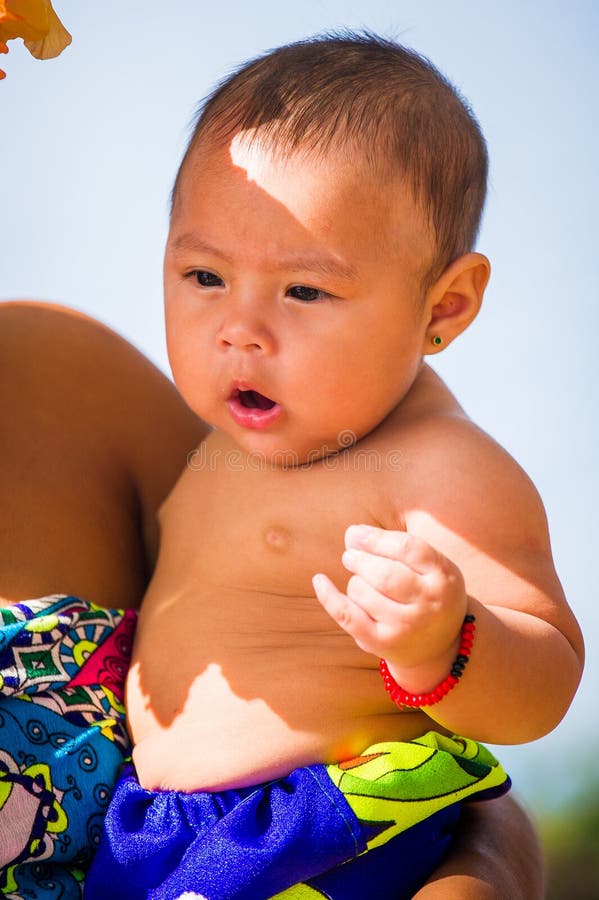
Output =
[
  {"x1": 384, "y1": 647, "x2": 457, "y2": 695},
  {"x1": 380, "y1": 615, "x2": 476, "y2": 707},
  {"x1": 384, "y1": 621, "x2": 463, "y2": 691}
]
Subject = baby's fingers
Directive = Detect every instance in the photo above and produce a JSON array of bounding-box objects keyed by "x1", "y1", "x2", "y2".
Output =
[
  {"x1": 345, "y1": 525, "x2": 441, "y2": 575},
  {"x1": 312, "y1": 573, "x2": 379, "y2": 652},
  {"x1": 342, "y1": 547, "x2": 418, "y2": 604}
]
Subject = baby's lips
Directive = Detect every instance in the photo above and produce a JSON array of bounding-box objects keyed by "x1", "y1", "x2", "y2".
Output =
[{"x1": 227, "y1": 380, "x2": 278, "y2": 409}]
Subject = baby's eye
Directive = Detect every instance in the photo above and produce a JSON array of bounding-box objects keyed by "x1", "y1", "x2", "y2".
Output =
[
  {"x1": 287, "y1": 285, "x2": 330, "y2": 303},
  {"x1": 191, "y1": 270, "x2": 224, "y2": 288}
]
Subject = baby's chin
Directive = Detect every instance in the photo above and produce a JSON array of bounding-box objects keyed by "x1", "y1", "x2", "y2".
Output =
[{"x1": 227, "y1": 431, "x2": 359, "y2": 471}]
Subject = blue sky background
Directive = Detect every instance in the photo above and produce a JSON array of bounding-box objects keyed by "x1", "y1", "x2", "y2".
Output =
[{"x1": 2, "y1": 1, "x2": 598, "y2": 818}]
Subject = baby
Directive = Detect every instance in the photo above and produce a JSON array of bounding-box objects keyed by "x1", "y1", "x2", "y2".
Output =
[{"x1": 87, "y1": 33, "x2": 584, "y2": 899}]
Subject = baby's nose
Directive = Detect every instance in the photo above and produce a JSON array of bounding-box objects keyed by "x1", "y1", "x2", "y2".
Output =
[{"x1": 216, "y1": 305, "x2": 275, "y2": 353}]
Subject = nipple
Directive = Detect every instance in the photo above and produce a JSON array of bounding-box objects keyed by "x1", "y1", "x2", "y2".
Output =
[{"x1": 263, "y1": 525, "x2": 291, "y2": 553}]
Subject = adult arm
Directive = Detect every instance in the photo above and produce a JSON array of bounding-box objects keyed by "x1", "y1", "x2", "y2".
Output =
[
  {"x1": 415, "y1": 795, "x2": 545, "y2": 900},
  {"x1": 0, "y1": 300, "x2": 207, "y2": 608}
]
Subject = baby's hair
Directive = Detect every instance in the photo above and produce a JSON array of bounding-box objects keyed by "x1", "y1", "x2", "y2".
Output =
[{"x1": 171, "y1": 31, "x2": 488, "y2": 286}]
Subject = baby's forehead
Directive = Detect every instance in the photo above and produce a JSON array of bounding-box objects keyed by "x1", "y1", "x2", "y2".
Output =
[
  {"x1": 172, "y1": 132, "x2": 436, "y2": 283},
  {"x1": 181, "y1": 127, "x2": 404, "y2": 210},
  {"x1": 178, "y1": 132, "x2": 400, "y2": 224}
]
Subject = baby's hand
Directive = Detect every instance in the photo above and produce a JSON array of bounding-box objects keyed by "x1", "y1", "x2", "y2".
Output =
[{"x1": 313, "y1": 524, "x2": 468, "y2": 689}]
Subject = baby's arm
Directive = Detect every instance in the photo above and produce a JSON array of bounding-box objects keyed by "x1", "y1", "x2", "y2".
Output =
[{"x1": 314, "y1": 415, "x2": 584, "y2": 744}]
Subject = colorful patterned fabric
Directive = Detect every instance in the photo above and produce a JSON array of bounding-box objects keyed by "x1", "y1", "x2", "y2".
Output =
[
  {"x1": 86, "y1": 732, "x2": 510, "y2": 900},
  {"x1": 0, "y1": 595, "x2": 136, "y2": 899}
]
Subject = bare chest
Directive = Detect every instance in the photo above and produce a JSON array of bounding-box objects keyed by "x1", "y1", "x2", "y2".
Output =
[
  {"x1": 128, "y1": 433, "x2": 433, "y2": 789},
  {"x1": 157, "y1": 434, "x2": 400, "y2": 599}
]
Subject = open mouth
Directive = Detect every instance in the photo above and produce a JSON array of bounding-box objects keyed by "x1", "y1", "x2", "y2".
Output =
[
  {"x1": 227, "y1": 386, "x2": 282, "y2": 430},
  {"x1": 236, "y1": 389, "x2": 276, "y2": 411}
]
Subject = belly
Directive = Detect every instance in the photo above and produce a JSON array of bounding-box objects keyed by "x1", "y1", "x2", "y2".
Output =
[{"x1": 126, "y1": 584, "x2": 436, "y2": 792}]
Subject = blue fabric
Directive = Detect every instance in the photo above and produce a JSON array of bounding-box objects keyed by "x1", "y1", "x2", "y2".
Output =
[
  {"x1": 85, "y1": 763, "x2": 460, "y2": 900},
  {"x1": 4, "y1": 862, "x2": 83, "y2": 899},
  {"x1": 86, "y1": 763, "x2": 363, "y2": 899},
  {"x1": 0, "y1": 596, "x2": 135, "y2": 898},
  {"x1": 306, "y1": 805, "x2": 461, "y2": 900}
]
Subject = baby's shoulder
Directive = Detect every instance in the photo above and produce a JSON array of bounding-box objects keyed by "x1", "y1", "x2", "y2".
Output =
[{"x1": 376, "y1": 367, "x2": 548, "y2": 544}]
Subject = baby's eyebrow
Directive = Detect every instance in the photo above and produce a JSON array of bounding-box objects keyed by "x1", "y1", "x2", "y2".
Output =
[
  {"x1": 170, "y1": 233, "x2": 234, "y2": 264},
  {"x1": 170, "y1": 232, "x2": 357, "y2": 280},
  {"x1": 281, "y1": 254, "x2": 357, "y2": 280}
]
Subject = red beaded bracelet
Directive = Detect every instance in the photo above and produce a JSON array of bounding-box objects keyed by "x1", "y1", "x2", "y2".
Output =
[{"x1": 379, "y1": 614, "x2": 476, "y2": 708}]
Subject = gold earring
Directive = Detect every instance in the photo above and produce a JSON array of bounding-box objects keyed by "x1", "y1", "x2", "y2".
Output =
[{"x1": 431, "y1": 335, "x2": 443, "y2": 347}]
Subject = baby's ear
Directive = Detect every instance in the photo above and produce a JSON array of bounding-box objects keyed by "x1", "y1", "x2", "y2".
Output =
[{"x1": 423, "y1": 252, "x2": 490, "y2": 354}]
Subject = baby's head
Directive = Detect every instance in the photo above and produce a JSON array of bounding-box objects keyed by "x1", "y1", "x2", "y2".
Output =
[{"x1": 165, "y1": 33, "x2": 491, "y2": 463}]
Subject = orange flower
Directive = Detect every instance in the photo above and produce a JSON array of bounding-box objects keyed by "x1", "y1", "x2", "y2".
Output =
[{"x1": 0, "y1": 0, "x2": 71, "y2": 79}]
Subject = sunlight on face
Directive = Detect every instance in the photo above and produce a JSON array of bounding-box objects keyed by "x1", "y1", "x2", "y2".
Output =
[
  {"x1": 228, "y1": 128, "x2": 361, "y2": 237},
  {"x1": 227, "y1": 127, "x2": 434, "y2": 283},
  {"x1": 229, "y1": 129, "x2": 272, "y2": 180}
]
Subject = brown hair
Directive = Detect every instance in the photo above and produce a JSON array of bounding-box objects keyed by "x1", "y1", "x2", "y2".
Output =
[{"x1": 172, "y1": 31, "x2": 488, "y2": 285}]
